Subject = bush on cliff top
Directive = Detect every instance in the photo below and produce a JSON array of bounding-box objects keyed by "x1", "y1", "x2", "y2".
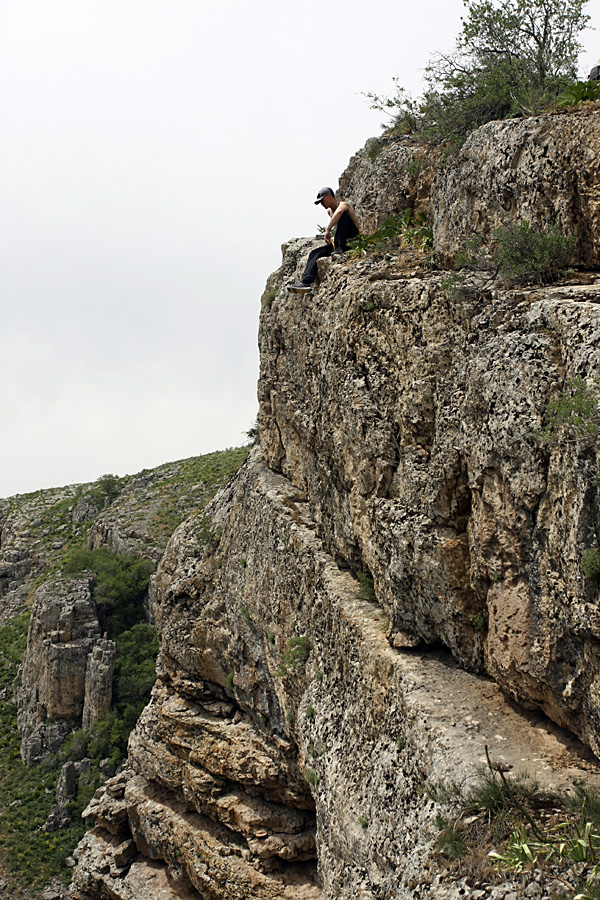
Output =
[{"x1": 367, "y1": 0, "x2": 591, "y2": 146}]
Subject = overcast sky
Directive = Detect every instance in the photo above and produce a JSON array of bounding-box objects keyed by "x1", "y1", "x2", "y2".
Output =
[{"x1": 1, "y1": 0, "x2": 597, "y2": 498}]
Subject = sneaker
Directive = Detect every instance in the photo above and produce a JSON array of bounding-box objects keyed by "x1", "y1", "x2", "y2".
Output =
[
  {"x1": 332, "y1": 248, "x2": 345, "y2": 256},
  {"x1": 288, "y1": 282, "x2": 312, "y2": 293}
]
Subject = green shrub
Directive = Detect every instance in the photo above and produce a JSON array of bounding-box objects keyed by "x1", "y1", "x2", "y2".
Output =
[
  {"x1": 240, "y1": 605, "x2": 251, "y2": 622},
  {"x1": 356, "y1": 572, "x2": 377, "y2": 602},
  {"x1": 492, "y1": 221, "x2": 574, "y2": 284},
  {"x1": 471, "y1": 611, "x2": 488, "y2": 632},
  {"x1": 358, "y1": 815, "x2": 369, "y2": 829},
  {"x1": 0, "y1": 613, "x2": 29, "y2": 690},
  {"x1": 435, "y1": 815, "x2": 468, "y2": 859},
  {"x1": 62, "y1": 548, "x2": 154, "y2": 636},
  {"x1": 348, "y1": 210, "x2": 433, "y2": 257},
  {"x1": 366, "y1": 138, "x2": 384, "y2": 160},
  {"x1": 582, "y1": 549, "x2": 600, "y2": 581},
  {"x1": 245, "y1": 420, "x2": 260, "y2": 444},
  {"x1": 196, "y1": 514, "x2": 222, "y2": 550},
  {"x1": 539, "y1": 371, "x2": 600, "y2": 452},
  {"x1": 305, "y1": 705, "x2": 315, "y2": 719},
  {"x1": 261, "y1": 289, "x2": 277, "y2": 311},
  {"x1": 304, "y1": 768, "x2": 319, "y2": 786},
  {"x1": 558, "y1": 79, "x2": 600, "y2": 106},
  {"x1": 113, "y1": 623, "x2": 158, "y2": 718},
  {"x1": 225, "y1": 672, "x2": 235, "y2": 692},
  {"x1": 94, "y1": 473, "x2": 123, "y2": 505},
  {"x1": 282, "y1": 635, "x2": 311, "y2": 670}
]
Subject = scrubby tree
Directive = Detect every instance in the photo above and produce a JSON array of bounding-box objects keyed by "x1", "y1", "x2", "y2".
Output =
[
  {"x1": 455, "y1": 0, "x2": 590, "y2": 87},
  {"x1": 367, "y1": 0, "x2": 591, "y2": 145}
]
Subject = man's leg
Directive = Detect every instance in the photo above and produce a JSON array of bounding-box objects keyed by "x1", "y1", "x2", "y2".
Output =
[{"x1": 300, "y1": 244, "x2": 334, "y2": 284}]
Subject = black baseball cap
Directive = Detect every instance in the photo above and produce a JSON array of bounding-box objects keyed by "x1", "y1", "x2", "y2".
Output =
[{"x1": 315, "y1": 187, "x2": 335, "y2": 204}]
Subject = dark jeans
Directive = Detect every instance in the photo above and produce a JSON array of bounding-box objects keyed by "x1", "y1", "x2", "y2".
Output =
[
  {"x1": 300, "y1": 212, "x2": 359, "y2": 285},
  {"x1": 301, "y1": 243, "x2": 335, "y2": 285}
]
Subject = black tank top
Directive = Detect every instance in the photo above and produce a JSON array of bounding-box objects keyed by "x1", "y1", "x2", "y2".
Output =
[{"x1": 334, "y1": 210, "x2": 360, "y2": 250}]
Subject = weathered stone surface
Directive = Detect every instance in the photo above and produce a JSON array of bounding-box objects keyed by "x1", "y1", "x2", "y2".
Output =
[
  {"x1": 259, "y1": 239, "x2": 600, "y2": 756},
  {"x1": 338, "y1": 133, "x2": 439, "y2": 233},
  {"x1": 34, "y1": 109, "x2": 600, "y2": 898},
  {"x1": 82, "y1": 637, "x2": 116, "y2": 730},
  {"x1": 433, "y1": 107, "x2": 600, "y2": 267},
  {"x1": 70, "y1": 829, "x2": 200, "y2": 900},
  {"x1": 57, "y1": 761, "x2": 78, "y2": 808},
  {"x1": 17, "y1": 575, "x2": 101, "y2": 765},
  {"x1": 72, "y1": 450, "x2": 600, "y2": 899},
  {"x1": 82, "y1": 771, "x2": 130, "y2": 836}
]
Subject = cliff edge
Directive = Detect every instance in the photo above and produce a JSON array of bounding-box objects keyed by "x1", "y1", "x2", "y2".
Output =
[{"x1": 70, "y1": 109, "x2": 600, "y2": 900}]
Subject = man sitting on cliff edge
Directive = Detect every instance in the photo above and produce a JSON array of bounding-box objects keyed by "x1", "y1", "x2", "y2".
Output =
[{"x1": 289, "y1": 187, "x2": 361, "y2": 293}]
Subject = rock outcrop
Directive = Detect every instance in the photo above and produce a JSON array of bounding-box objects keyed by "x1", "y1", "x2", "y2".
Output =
[
  {"x1": 82, "y1": 637, "x2": 116, "y2": 731},
  {"x1": 71, "y1": 449, "x2": 600, "y2": 900},
  {"x1": 259, "y1": 239, "x2": 600, "y2": 757},
  {"x1": 433, "y1": 107, "x2": 600, "y2": 268},
  {"x1": 0, "y1": 484, "x2": 80, "y2": 626},
  {"x1": 17, "y1": 576, "x2": 103, "y2": 765},
  {"x1": 50, "y1": 108, "x2": 600, "y2": 897},
  {"x1": 338, "y1": 133, "x2": 438, "y2": 232}
]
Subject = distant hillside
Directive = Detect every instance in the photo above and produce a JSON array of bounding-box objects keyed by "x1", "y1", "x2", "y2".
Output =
[{"x1": 0, "y1": 446, "x2": 250, "y2": 898}]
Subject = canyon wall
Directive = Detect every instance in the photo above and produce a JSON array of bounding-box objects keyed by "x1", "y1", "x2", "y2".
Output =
[{"x1": 70, "y1": 109, "x2": 600, "y2": 899}]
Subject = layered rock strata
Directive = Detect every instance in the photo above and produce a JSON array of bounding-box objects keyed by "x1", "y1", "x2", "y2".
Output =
[
  {"x1": 71, "y1": 109, "x2": 600, "y2": 899},
  {"x1": 16, "y1": 575, "x2": 112, "y2": 765},
  {"x1": 72, "y1": 451, "x2": 600, "y2": 900}
]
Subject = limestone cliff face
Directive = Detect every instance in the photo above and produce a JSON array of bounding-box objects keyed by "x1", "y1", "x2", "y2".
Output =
[
  {"x1": 433, "y1": 107, "x2": 600, "y2": 268},
  {"x1": 258, "y1": 241, "x2": 600, "y2": 755},
  {"x1": 70, "y1": 452, "x2": 600, "y2": 900},
  {"x1": 17, "y1": 576, "x2": 103, "y2": 766},
  {"x1": 71, "y1": 110, "x2": 600, "y2": 900}
]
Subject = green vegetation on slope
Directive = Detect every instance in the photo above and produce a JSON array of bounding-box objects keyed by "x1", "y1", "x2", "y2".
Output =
[
  {"x1": 0, "y1": 445, "x2": 251, "y2": 897},
  {"x1": 62, "y1": 547, "x2": 155, "y2": 635},
  {"x1": 145, "y1": 447, "x2": 250, "y2": 543}
]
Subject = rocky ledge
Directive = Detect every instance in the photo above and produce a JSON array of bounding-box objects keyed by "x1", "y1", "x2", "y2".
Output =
[
  {"x1": 71, "y1": 451, "x2": 600, "y2": 900},
  {"x1": 71, "y1": 109, "x2": 600, "y2": 899}
]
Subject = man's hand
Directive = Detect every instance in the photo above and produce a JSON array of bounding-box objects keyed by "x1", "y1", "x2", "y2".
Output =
[{"x1": 324, "y1": 228, "x2": 332, "y2": 243}]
